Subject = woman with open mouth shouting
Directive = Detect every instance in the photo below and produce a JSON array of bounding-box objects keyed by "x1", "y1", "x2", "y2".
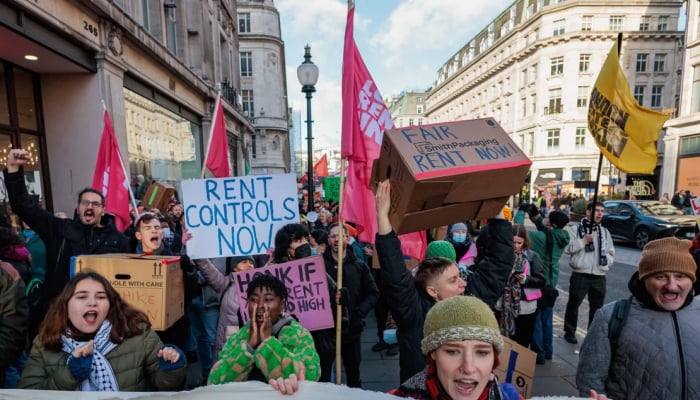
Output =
[{"x1": 18, "y1": 271, "x2": 186, "y2": 391}]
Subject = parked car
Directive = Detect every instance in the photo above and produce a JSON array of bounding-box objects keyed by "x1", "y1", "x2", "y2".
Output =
[{"x1": 602, "y1": 200, "x2": 697, "y2": 249}]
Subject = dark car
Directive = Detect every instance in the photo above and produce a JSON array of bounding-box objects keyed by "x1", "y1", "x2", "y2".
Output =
[{"x1": 602, "y1": 200, "x2": 697, "y2": 249}]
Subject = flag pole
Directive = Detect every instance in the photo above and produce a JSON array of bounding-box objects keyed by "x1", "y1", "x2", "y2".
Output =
[
  {"x1": 201, "y1": 95, "x2": 222, "y2": 179},
  {"x1": 335, "y1": 157, "x2": 347, "y2": 385},
  {"x1": 101, "y1": 100, "x2": 139, "y2": 224},
  {"x1": 588, "y1": 32, "x2": 622, "y2": 234}
]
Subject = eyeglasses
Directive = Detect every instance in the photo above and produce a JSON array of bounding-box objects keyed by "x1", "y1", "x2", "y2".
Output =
[{"x1": 79, "y1": 200, "x2": 103, "y2": 208}]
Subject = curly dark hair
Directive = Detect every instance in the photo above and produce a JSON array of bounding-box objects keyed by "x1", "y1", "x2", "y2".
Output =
[
  {"x1": 246, "y1": 273, "x2": 288, "y2": 302},
  {"x1": 310, "y1": 229, "x2": 329, "y2": 247},
  {"x1": 272, "y1": 223, "x2": 309, "y2": 263},
  {"x1": 39, "y1": 271, "x2": 150, "y2": 350}
]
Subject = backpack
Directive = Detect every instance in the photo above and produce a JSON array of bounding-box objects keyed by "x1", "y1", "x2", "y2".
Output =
[{"x1": 608, "y1": 296, "x2": 632, "y2": 353}]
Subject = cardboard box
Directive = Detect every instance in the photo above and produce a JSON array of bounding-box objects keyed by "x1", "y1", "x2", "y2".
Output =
[
  {"x1": 371, "y1": 119, "x2": 531, "y2": 234},
  {"x1": 141, "y1": 181, "x2": 175, "y2": 211},
  {"x1": 73, "y1": 254, "x2": 184, "y2": 331},
  {"x1": 495, "y1": 337, "x2": 537, "y2": 398}
]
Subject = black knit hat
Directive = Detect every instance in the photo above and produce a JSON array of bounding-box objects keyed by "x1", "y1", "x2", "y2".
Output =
[{"x1": 548, "y1": 211, "x2": 569, "y2": 229}]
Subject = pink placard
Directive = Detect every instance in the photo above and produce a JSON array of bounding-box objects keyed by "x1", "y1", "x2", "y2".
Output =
[{"x1": 233, "y1": 255, "x2": 334, "y2": 331}]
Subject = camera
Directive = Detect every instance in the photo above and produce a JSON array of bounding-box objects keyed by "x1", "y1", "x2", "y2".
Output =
[
  {"x1": 599, "y1": 256, "x2": 608, "y2": 266},
  {"x1": 585, "y1": 242, "x2": 595, "y2": 252}
]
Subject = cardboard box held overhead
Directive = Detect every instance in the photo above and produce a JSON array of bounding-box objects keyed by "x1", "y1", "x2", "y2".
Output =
[
  {"x1": 371, "y1": 119, "x2": 531, "y2": 234},
  {"x1": 495, "y1": 337, "x2": 537, "y2": 399},
  {"x1": 73, "y1": 254, "x2": 184, "y2": 331},
  {"x1": 141, "y1": 181, "x2": 175, "y2": 211}
]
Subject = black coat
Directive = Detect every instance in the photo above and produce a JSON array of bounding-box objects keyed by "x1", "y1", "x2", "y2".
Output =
[
  {"x1": 3, "y1": 169, "x2": 129, "y2": 307},
  {"x1": 376, "y1": 218, "x2": 514, "y2": 383}
]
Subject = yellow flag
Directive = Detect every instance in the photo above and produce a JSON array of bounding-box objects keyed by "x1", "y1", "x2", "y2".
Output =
[{"x1": 588, "y1": 41, "x2": 670, "y2": 174}]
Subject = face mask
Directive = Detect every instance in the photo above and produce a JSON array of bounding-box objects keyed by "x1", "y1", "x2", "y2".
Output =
[
  {"x1": 453, "y1": 233, "x2": 467, "y2": 243},
  {"x1": 294, "y1": 243, "x2": 312, "y2": 259},
  {"x1": 310, "y1": 247, "x2": 318, "y2": 256}
]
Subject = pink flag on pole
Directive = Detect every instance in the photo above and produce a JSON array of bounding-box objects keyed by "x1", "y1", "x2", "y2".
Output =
[
  {"x1": 92, "y1": 110, "x2": 131, "y2": 232},
  {"x1": 341, "y1": 5, "x2": 425, "y2": 260},
  {"x1": 204, "y1": 96, "x2": 231, "y2": 177}
]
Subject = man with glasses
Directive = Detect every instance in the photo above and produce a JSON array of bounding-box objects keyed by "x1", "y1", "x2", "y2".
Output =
[{"x1": 3, "y1": 148, "x2": 128, "y2": 339}]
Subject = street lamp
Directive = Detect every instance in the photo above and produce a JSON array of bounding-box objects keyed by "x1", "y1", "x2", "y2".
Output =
[{"x1": 297, "y1": 45, "x2": 319, "y2": 209}]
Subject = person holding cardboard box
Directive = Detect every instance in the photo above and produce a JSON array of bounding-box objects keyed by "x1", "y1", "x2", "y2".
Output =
[
  {"x1": 208, "y1": 274, "x2": 320, "y2": 386},
  {"x1": 18, "y1": 271, "x2": 186, "y2": 391},
  {"x1": 3, "y1": 149, "x2": 129, "y2": 338},
  {"x1": 375, "y1": 180, "x2": 514, "y2": 383},
  {"x1": 389, "y1": 296, "x2": 522, "y2": 400}
]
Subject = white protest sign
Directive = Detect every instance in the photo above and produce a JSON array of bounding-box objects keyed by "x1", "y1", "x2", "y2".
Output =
[{"x1": 182, "y1": 174, "x2": 299, "y2": 259}]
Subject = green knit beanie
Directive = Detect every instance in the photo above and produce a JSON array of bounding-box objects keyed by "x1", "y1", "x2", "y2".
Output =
[
  {"x1": 421, "y1": 296, "x2": 504, "y2": 355},
  {"x1": 425, "y1": 240, "x2": 456, "y2": 262}
]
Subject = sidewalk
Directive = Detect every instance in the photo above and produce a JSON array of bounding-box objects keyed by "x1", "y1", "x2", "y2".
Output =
[{"x1": 359, "y1": 305, "x2": 581, "y2": 398}]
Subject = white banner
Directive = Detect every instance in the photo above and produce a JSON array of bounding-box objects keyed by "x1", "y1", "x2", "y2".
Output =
[{"x1": 182, "y1": 174, "x2": 299, "y2": 259}]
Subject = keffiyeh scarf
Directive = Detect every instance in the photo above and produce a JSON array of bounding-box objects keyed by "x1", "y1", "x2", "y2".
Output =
[
  {"x1": 498, "y1": 252, "x2": 526, "y2": 337},
  {"x1": 61, "y1": 320, "x2": 119, "y2": 391}
]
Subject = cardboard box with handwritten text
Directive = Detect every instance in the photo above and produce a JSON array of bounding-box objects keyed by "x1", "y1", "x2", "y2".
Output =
[
  {"x1": 73, "y1": 254, "x2": 183, "y2": 331},
  {"x1": 371, "y1": 119, "x2": 531, "y2": 234},
  {"x1": 494, "y1": 337, "x2": 536, "y2": 398}
]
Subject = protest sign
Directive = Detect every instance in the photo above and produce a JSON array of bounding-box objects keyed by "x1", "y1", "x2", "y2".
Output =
[
  {"x1": 323, "y1": 177, "x2": 340, "y2": 202},
  {"x1": 233, "y1": 256, "x2": 333, "y2": 331},
  {"x1": 182, "y1": 174, "x2": 299, "y2": 259}
]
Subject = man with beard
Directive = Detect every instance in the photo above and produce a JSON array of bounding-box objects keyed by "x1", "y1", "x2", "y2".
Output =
[
  {"x1": 3, "y1": 148, "x2": 128, "y2": 335},
  {"x1": 577, "y1": 237, "x2": 700, "y2": 399},
  {"x1": 322, "y1": 222, "x2": 379, "y2": 388}
]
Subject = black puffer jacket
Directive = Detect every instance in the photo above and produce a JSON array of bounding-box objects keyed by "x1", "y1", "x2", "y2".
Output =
[
  {"x1": 3, "y1": 169, "x2": 129, "y2": 307},
  {"x1": 376, "y1": 218, "x2": 513, "y2": 383}
]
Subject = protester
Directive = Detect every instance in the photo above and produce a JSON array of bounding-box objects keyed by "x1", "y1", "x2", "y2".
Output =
[
  {"x1": 563, "y1": 201, "x2": 614, "y2": 344},
  {"x1": 495, "y1": 224, "x2": 545, "y2": 348},
  {"x1": 527, "y1": 207, "x2": 570, "y2": 364},
  {"x1": 577, "y1": 237, "x2": 700, "y2": 399},
  {"x1": 375, "y1": 180, "x2": 514, "y2": 383},
  {"x1": 271, "y1": 223, "x2": 312, "y2": 264},
  {"x1": 0, "y1": 260, "x2": 29, "y2": 388},
  {"x1": 321, "y1": 222, "x2": 379, "y2": 387},
  {"x1": 208, "y1": 274, "x2": 320, "y2": 384},
  {"x1": 18, "y1": 271, "x2": 186, "y2": 391},
  {"x1": 4, "y1": 148, "x2": 129, "y2": 326},
  {"x1": 447, "y1": 222, "x2": 477, "y2": 267},
  {"x1": 194, "y1": 256, "x2": 255, "y2": 356},
  {"x1": 389, "y1": 296, "x2": 522, "y2": 400},
  {"x1": 309, "y1": 229, "x2": 329, "y2": 256}
]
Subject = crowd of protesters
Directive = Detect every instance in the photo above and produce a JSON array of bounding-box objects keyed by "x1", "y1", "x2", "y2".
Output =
[{"x1": 0, "y1": 147, "x2": 699, "y2": 399}]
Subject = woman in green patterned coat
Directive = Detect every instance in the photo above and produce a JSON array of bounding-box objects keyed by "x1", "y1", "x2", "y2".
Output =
[{"x1": 208, "y1": 274, "x2": 320, "y2": 387}]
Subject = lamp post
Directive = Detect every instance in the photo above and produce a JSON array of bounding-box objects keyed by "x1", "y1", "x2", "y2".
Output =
[{"x1": 297, "y1": 45, "x2": 319, "y2": 208}]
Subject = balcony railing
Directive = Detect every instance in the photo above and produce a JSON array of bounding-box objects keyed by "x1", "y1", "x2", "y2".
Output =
[{"x1": 220, "y1": 79, "x2": 239, "y2": 109}]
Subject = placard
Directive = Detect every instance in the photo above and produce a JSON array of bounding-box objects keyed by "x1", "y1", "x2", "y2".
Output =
[
  {"x1": 233, "y1": 256, "x2": 333, "y2": 331},
  {"x1": 182, "y1": 174, "x2": 299, "y2": 259}
]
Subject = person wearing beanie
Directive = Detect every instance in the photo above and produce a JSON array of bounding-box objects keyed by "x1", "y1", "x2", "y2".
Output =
[
  {"x1": 374, "y1": 180, "x2": 514, "y2": 383},
  {"x1": 389, "y1": 296, "x2": 522, "y2": 400},
  {"x1": 527, "y1": 208, "x2": 571, "y2": 364},
  {"x1": 194, "y1": 255, "x2": 255, "y2": 357},
  {"x1": 446, "y1": 223, "x2": 478, "y2": 267},
  {"x1": 577, "y1": 237, "x2": 700, "y2": 400},
  {"x1": 425, "y1": 240, "x2": 457, "y2": 262}
]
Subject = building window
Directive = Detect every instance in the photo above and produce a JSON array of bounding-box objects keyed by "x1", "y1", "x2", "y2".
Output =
[
  {"x1": 418, "y1": 118, "x2": 423, "y2": 126},
  {"x1": 238, "y1": 13, "x2": 251, "y2": 33},
  {"x1": 548, "y1": 88, "x2": 562, "y2": 114},
  {"x1": 531, "y1": 63, "x2": 538, "y2": 81},
  {"x1": 577, "y1": 86, "x2": 589, "y2": 108},
  {"x1": 416, "y1": 105, "x2": 423, "y2": 114},
  {"x1": 527, "y1": 131, "x2": 534, "y2": 156},
  {"x1": 242, "y1": 89, "x2": 254, "y2": 117},
  {"x1": 639, "y1": 15, "x2": 650, "y2": 31},
  {"x1": 550, "y1": 56, "x2": 564, "y2": 76},
  {"x1": 582, "y1": 15, "x2": 592, "y2": 31},
  {"x1": 530, "y1": 94, "x2": 536, "y2": 115},
  {"x1": 651, "y1": 85, "x2": 662, "y2": 107},
  {"x1": 658, "y1": 16, "x2": 669, "y2": 31},
  {"x1": 553, "y1": 19, "x2": 565, "y2": 36},
  {"x1": 575, "y1": 127, "x2": 587, "y2": 148},
  {"x1": 691, "y1": 66, "x2": 700, "y2": 112},
  {"x1": 634, "y1": 85, "x2": 645, "y2": 105},
  {"x1": 572, "y1": 168, "x2": 591, "y2": 181},
  {"x1": 141, "y1": 0, "x2": 150, "y2": 30},
  {"x1": 636, "y1": 53, "x2": 648, "y2": 72},
  {"x1": 547, "y1": 129, "x2": 560, "y2": 150},
  {"x1": 165, "y1": 5, "x2": 177, "y2": 53},
  {"x1": 521, "y1": 69, "x2": 528, "y2": 86},
  {"x1": 521, "y1": 98, "x2": 527, "y2": 117},
  {"x1": 240, "y1": 51, "x2": 252, "y2": 77},
  {"x1": 609, "y1": 16, "x2": 624, "y2": 31},
  {"x1": 653, "y1": 54, "x2": 666, "y2": 72},
  {"x1": 579, "y1": 54, "x2": 591, "y2": 73},
  {"x1": 252, "y1": 133, "x2": 257, "y2": 159},
  {"x1": 417, "y1": 97, "x2": 423, "y2": 103},
  {"x1": 409, "y1": 118, "x2": 415, "y2": 126}
]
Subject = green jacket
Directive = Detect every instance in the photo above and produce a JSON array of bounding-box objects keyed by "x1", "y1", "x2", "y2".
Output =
[
  {"x1": 18, "y1": 327, "x2": 186, "y2": 391},
  {"x1": 528, "y1": 216, "x2": 570, "y2": 286},
  {"x1": 208, "y1": 315, "x2": 320, "y2": 384}
]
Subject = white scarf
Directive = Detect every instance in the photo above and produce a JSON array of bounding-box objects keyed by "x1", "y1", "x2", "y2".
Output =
[{"x1": 61, "y1": 320, "x2": 119, "y2": 391}]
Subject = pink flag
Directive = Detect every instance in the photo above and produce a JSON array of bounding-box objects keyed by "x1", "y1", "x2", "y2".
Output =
[
  {"x1": 92, "y1": 110, "x2": 131, "y2": 232},
  {"x1": 341, "y1": 5, "x2": 426, "y2": 260},
  {"x1": 204, "y1": 96, "x2": 231, "y2": 177}
]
